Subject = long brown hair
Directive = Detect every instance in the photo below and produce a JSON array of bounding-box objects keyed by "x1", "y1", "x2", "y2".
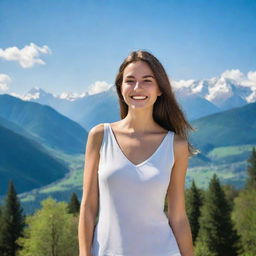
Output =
[{"x1": 114, "y1": 49, "x2": 199, "y2": 157}]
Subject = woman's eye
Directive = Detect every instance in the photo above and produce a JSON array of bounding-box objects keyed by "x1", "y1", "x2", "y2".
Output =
[{"x1": 125, "y1": 80, "x2": 152, "y2": 83}]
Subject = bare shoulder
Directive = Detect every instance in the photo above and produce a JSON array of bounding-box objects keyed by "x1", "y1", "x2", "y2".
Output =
[
  {"x1": 85, "y1": 123, "x2": 105, "y2": 153},
  {"x1": 81, "y1": 123, "x2": 105, "y2": 210},
  {"x1": 173, "y1": 133, "x2": 189, "y2": 160}
]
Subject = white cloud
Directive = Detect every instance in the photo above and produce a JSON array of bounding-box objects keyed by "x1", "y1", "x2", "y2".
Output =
[
  {"x1": 220, "y1": 69, "x2": 256, "y2": 90},
  {"x1": 22, "y1": 92, "x2": 41, "y2": 101},
  {"x1": 215, "y1": 69, "x2": 256, "y2": 103},
  {"x1": 247, "y1": 71, "x2": 256, "y2": 83},
  {"x1": 0, "y1": 74, "x2": 11, "y2": 92},
  {"x1": 58, "y1": 91, "x2": 88, "y2": 101},
  {"x1": 239, "y1": 71, "x2": 256, "y2": 91},
  {"x1": 57, "y1": 82, "x2": 113, "y2": 101},
  {"x1": 0, "y1": 42, "x2": 51, "y2": 68},
  {"x1": 8, "y1": 92, "x2": 25, "y2": 100},
  {"x1": 88, "y1": 81, "x2": 112, "y2": 95},
  {"x1": 171, "y1": 79, "x2": 195, "y2": 90},
  {"x1": 221, "y1": 69, "x2": 245, "y2": 82},
  {"x1": 205, "y1": 76, "x2": 233, "y2": 103}
]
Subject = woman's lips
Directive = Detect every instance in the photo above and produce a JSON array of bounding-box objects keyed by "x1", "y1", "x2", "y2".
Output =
[{"x1": 130, "y1": 95, "x2": 148, "y2": 99}]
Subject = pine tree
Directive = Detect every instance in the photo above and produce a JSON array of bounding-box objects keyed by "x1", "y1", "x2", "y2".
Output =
[
  {"x1": 244, "y1": 146, "x2": 256, "y2": 190},
  {"x1": 231, "y1": 147, "x2": 256, "y2": 256},
  {"x1": 68, "y1": 192, "x2": 80, "y2": 215},
  {"x1": 0, "y1": 180, "x2": 26, "y2": 256},
  {"x1": 186, "y1": 179, "x2": 203, "y2": 245},
  {"x1": 195, "y1": 174, "x2": 240, "y2": 256},
  {"x1": 222, "y1": 184, "x2": 239, "y2": 209},
  {"x1": 232, "y1": 188, "x2": 256, "y2": 256}
]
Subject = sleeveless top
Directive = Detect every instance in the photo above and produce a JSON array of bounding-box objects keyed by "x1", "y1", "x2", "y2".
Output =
[{"x1": 91, "y1": 123, "x2": 181, "y2": 256}]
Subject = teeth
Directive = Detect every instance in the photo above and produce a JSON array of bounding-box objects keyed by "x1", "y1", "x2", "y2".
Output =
[{"x1": 131, "y1": 96, "x2": 147, "y2": 100}]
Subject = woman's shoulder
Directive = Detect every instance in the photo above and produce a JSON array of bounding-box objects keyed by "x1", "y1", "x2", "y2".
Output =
[
  {"x1": 89, "y1": 121, "x2": 121, "y2": 139},
  {"x1": 87, "y1": 123, "x2": 106, "y2": 149},
  {"x1": 173, "y1": 133, "x2": 189, "y2": 158}
]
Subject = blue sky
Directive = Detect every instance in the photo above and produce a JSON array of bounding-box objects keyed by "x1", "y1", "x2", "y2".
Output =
[{"x1": 0, "y1": 0, "x2": 255, "y2": 95}]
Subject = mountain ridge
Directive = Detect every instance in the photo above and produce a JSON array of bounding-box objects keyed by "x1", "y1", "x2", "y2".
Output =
[{"x1": 0, "y1": 94, "x2": 88, "y2": 154}]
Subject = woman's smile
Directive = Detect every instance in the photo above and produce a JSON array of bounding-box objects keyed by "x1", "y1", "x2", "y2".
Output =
[{"x1": 130, "y1": 95, "x2": 148, "y2": 101}]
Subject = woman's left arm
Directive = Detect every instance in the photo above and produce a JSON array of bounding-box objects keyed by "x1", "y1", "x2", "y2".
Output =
[{"x1": 166, "y1": 134, "x2": 194, "y2": 256}]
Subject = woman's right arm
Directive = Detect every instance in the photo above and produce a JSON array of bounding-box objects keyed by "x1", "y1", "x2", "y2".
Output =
[{"x1": 78, "y1": 124, "x2": 104, "y2": 256}]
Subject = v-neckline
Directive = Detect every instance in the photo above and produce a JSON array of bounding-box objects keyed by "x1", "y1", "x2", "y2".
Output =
[{"x1": 107, "y1": 123, "x2": 170, "y2": 168}]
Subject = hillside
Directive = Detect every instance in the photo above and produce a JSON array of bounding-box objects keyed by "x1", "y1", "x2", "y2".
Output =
[
  {"x1": 0, "y1": 125, "x2": 69, "y2": 195},
  {"x1": 0, "y1": 94, "x2": 88, "y2": 154},
  {"x1": 1, "y1": 101, "x2": 255, "y2": 214},
  {"x1": 190, "y1": 102, "x2": 256, "y2": 154}
]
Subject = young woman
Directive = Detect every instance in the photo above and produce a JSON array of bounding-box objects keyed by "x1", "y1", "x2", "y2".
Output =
[{"x1": 78, "y1": 50, "x2": 197, "y2": 256}]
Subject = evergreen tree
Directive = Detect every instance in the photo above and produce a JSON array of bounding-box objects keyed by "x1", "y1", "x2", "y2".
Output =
[
  {"x1": 195, "y1": 174, "x2": 240, "y2": 256},
  {"x1": 0, "y1": 180, "x2": 26, "y2": 256},
  {"x1": 232, "y1": 188, "x2": 256, "y2": 256},
  {"x1": 222, "y1": 184, "x2": 239, "y2": 209},
  {"x1": 68, "y1": 192, "x2": 80, "y2": 215},
  {"x1": 231, "y1": 147, "x2": 256, "y2": 256},
  {"x1": 194, "y1": 240, "x2": 216, "y2": 256},
  {"x1": 244, "y1": 146, "x2": 256, "y2": 190},
  {"x1": 186, "y1": 179, "x2": 203, "y2": 245}
]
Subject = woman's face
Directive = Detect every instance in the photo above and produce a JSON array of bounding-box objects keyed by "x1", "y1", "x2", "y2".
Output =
[{"x1": 121, "y1": 61, "x2": 162, "y2": 109}]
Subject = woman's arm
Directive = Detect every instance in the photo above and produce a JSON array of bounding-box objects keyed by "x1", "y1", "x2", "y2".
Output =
[
  {"x1": 166, "y1": 134, "x2": 194, "y2": 256},
  {"x1": 78, "y1": 124, "x2": 104, "y2": 256}
]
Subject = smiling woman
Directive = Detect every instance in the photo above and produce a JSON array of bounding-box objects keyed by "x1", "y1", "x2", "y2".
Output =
[
  {"x1": 120, "y1": 61, "x2": 162, "y2": 111},
  {"x1": 78, "y1": 50, "x2": 198, "y2": 256}
]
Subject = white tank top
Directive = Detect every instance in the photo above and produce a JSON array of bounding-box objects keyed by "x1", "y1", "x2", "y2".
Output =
[{"x1": 91, "y1": 123, "x2": 181, "y2": 256}]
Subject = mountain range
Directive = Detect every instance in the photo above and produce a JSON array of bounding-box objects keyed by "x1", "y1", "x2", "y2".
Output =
[
  {"x1": 0, "y1": 73, "x2": 255, "y2": 213},
  {"x1": 0, "y1": 94, "x2": 87, "y2": 154},
  {"x1": 0, "y1": 94, "x2": 88, "y2": 195},
  {"x1": 190, "y1": 102, "x2": 256, "y2": 154},
  {"x1": 8, "y1": 72, "x2": 256, "y2": 131}
]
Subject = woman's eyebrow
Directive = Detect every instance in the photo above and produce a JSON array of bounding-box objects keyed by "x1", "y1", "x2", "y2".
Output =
[{"x1": 125, "y1": 75, "x2": 155, "y2": 79}]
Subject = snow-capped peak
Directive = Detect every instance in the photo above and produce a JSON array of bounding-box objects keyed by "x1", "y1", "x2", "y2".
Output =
[
  {"x1": 5, "y1": 70, "x2": 256, "y2": 108},
  {"x1": 23, "y1": 86, "x2": 56, "y2": 101},
  {"x1": 170, "y1": 69, "x2": 256, "y2": 106},
  {"x1": 58, "y1": 91, "x2": 88, "y2": 101}
]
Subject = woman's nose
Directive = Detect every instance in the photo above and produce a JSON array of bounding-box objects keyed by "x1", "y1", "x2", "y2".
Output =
[{"x1": 134, "y1": 81, "x2": 142, "y2": 89}]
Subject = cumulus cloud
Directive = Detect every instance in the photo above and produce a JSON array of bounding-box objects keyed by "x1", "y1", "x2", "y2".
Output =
[
  {"x1": 221, "y1": 69, "x2": 245, "y2": 82},
  {"x1": 0, "y1": 74, "x2": 11, "y2": 92},
  {"x1": 171, "y1": 79, "x2": 195, "y2": 90},
  {"x1": 248, "y1": 71, "x2": 256, "y2": 82},
  {"x1": 87, "y1": 81, "x2": 112, "y2": 95},
  {"x1": 0, "y1": 42, "x2": 51, "y2": 68},
  {"x1": 220, "y1": 69, "x2": 256, "y2": 89}
]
